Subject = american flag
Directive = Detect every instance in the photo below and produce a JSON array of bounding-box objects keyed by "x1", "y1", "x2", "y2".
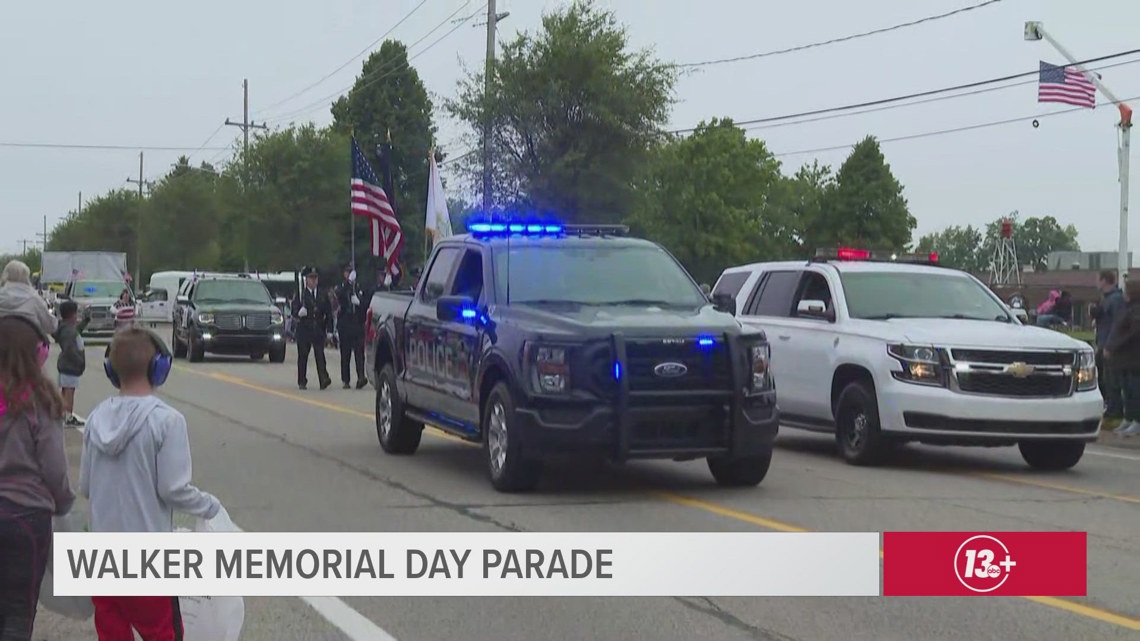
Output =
[
  {"x1": 1038, "y1": 61, "x2": 1097, "y2": 108},
  {"x1": 351, "y1": 137, "x2": 402, "y2": 277}
]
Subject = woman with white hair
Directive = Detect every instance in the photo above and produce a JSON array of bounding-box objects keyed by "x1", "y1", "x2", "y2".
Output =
[{"x1": 0, "y1": 260, "x2": 58, "y2": 337}]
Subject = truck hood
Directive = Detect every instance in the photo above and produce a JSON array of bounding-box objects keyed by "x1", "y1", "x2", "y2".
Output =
[
  {"x1": 851, "y1": 318, "x2": 1088, "y2": 350},
  {"x1": 502, "y1": 303, "x2": 754, "y2": 339}
]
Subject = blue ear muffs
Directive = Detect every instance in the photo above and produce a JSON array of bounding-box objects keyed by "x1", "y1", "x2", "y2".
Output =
[{"x1": 104, "y1": 329, "x2": 174, "y2": 389}]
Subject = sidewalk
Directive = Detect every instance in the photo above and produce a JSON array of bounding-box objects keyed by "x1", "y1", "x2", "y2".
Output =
[{"x1": 1097, "y1": 431, "x2": 1140, "y2": 450}]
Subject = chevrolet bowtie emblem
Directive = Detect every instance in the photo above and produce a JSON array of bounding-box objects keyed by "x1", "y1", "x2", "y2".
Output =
[{"x1": 1006, "y1": 362, "x2": 1035, "y2": 378}]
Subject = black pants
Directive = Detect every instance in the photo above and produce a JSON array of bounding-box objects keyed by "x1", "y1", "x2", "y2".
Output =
[
  {"x1": 339, "y1": 328, "x2": 365, "y2": 384},
  {"x1": 1096, "y1": 349, "x2": 1123, "y2": 418},
  {"x1": 0, "y1": 500, "x2": 51, "y2": 641},
  {"x1": 296, "y1": 330, "x2": 330, "y2": 387},
  {"x1": 1118, "y1": 368, "x2": 1140, "y2": 421}
]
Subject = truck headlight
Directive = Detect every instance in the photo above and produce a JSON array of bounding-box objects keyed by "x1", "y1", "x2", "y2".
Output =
[
  {"x1": 749, "y1": 344, "x2": 771, "y2": 391},
  {"x1": 527, "y1": 344, "x2": 570, "y2": 394},
  {"x1": 197, "y1": 312, "x2": 214, "y2": 324},
  {"x1": 271, "y1": 309, "x2": 283, "y2": 325},
  {"x1": 887, "y1": 344, "x2": 946, "y2": 387},
  {"x1": 1076, "y1": 349, "x2": 1097, "y2": 391}
]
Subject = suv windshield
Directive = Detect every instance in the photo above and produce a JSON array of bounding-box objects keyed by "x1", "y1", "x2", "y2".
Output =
[
  {"x1": 72, "y1": 281, "x2": 125, "y2": 299},
  {"x1": 194, "y1": 279, "x2": 273, "y2": 305},
  {"x1": 840, "y1": 271, "x2": 1012, "y2": 321},
  {"x1": 493, "y1": 244, "x2": 707, "y2": 307}
]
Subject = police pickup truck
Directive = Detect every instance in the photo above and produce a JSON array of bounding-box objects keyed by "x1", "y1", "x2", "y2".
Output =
[
  {"x1": 364, "y1": 221, "x2": 778, "y2": 492},
  {"x1": 713, "y1": 247, "x2": 1102, "y2": 470}
]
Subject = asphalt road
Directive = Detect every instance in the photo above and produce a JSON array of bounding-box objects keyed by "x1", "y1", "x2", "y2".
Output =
[{"x1": 32, "y1": 342, "x2": 1140, "y2": 641}]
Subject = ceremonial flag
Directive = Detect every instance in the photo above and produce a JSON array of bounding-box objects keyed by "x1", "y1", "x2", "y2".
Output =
[
  {"x1": 351, "y1": 137, "x2": 402, "y2": 277},
  {"x1": 425, "y1": 150, "x2": 452, "y2": 245},
  {"x1": 1038, "y1": 61, "x2": 1096, "y2": 108}
]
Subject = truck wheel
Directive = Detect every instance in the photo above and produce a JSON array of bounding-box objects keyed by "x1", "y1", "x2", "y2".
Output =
[
  {"x1": 172, "y1": 327, "x2": 186, "y2": 358},
  {"x1": 484, "y1": 382, "x2": 542, "y2": 492},
  {"x1": 707, "y1": 449, "x2": 772, "y2": 487},
  {"x1": 188, "y1": 334, "x2": 205, "y2": 363},
  {"x1": 375, "y1": 364, "x2": 422, "y2": 454},
  {"x1": 269, "y1": 345, "x2": 286, "y2": 363},
  {"x1": 1018, "y1": 440, "x2": 1085, "y2": 470},
  {"x1": 835, "y1": 380, "x2": 892, "y2": 466}
]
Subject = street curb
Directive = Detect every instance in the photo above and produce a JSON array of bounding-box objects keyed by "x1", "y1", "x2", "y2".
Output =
[{"x1": 1096, "y1": 433, "x2": 1140, "y2": 450}]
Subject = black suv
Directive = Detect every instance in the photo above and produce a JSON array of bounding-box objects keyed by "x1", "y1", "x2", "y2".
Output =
[{"x1": 172, "y1": 274, "x2": 287, "y2": 362}]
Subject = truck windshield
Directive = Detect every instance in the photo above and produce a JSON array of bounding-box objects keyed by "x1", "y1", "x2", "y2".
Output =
[
  {"x1": 493, "y1": 244, "x2": 707, "y2": 307},
  {"x1": 73, "y1": 281, "x2": 124, "y2": 298},
  {"x1": 194, "y1": 279, "x2": 273, "y2": 304},
  {"x1": 840, "y1": 271, "x2": 1012, "y2": 321}
]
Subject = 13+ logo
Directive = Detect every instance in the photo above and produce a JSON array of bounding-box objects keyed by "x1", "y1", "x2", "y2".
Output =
[{"x1": 955, "y1": 535, "x2": 1016, "y2": 592}]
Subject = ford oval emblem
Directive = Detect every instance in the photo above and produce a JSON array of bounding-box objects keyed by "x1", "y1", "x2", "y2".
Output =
[{"x1": 653, "y1": 361, "x2": 688, "y2": 378}]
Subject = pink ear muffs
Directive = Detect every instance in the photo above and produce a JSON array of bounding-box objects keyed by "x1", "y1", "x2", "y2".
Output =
[{"x1": 36, "y1": 341, "x2": 50, "y2": 367}]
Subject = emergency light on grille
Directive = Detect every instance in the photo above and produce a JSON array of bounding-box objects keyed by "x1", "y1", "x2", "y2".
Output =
[{"x1": 813, "y1": 247, "x2": 940, "y2": 265}]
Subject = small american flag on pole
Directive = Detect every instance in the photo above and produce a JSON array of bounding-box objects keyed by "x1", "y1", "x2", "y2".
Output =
[
  {"x1": 1038, "y1": 61, "x2": 1097, "y2": 108},
  {"x1": 351, "y1": 137, "x2": 402, "y2": 277}
]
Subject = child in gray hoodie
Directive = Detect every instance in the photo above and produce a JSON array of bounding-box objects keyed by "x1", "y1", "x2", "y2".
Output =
[{"x1": 79, "y1": 328, "x2": 220, "y2": 641}]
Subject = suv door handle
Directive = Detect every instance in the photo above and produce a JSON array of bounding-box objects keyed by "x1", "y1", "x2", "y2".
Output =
[{"x1": 777, "y1": 334, "x2": 791, "y2": 340}]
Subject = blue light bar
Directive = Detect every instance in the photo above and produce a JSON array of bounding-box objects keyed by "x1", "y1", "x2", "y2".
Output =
[{"x1": 467, "y1": 220, "x2": 564, "y2": 236}]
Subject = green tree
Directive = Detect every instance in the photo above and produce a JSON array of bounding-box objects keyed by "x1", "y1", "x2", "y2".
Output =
[
  {"x1": 915, "y1": 225, "x2": 984, "y2": 272},
  {"x1": 143, "y1": 157, "x2": 225, "y2": 271},
  {"x1": 816, "y1": 136, "x2": 915, "y2": 250},
  {"x1": 0, "y1": 247, "x2": 41, "y2": 275},
  {"x1": 47, "y1": 190, "x2": 142, "y2": 274},
  {"x1": 448, "y1": 0, "x2": 676, "y2": 222},
  {"x1": 980, "y1": 213, "x2": 1079, "y2": 271},
  {"x1": 331, "y1": 41, "x2": 437, "y2": 270},
  {"x1": 630, "y1": 119, "x2": 788, "y2": 283},
  {"x1": 772, "y1": 161, "x2": 836, "y2": 254}
]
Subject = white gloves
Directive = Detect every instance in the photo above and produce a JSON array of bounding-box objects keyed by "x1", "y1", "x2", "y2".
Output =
[
  {"x1": 297, "y1": 307, "x2": 308, "y2": 318},
  {"x1": 351, "y1": 295, "x2": 360, "y2": 305},
  {"x1": 383, "y1": 274, "x2": 393, "y2": 286},
  {"x1": 348, "y1": 270, "x2": 357, "y2": 283}
]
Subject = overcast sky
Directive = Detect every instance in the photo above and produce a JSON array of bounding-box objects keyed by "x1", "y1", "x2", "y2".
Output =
[{"x1": 2, "y1": 0, "x2": 1138, "y2": 259}]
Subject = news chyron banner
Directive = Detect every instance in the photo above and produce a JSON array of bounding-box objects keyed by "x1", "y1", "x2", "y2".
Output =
[{"x1": 51, "y1": 531, "x2": 1086, "y2": 597}]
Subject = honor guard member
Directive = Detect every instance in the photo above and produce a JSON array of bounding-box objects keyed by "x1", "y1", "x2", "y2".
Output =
[
  {"x1": 291, "y1": 266, "x2": 333, "y2": 390},
  {"x1": 335, "y1": 263, "x2": 368, "y2": 389}
]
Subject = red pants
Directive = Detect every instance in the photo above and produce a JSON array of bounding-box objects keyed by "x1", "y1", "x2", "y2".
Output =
[{"x1": 91, "y1": 596, "x2": 183, "y2": 641}]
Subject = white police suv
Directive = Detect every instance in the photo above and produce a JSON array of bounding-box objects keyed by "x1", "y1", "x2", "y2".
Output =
[{"x1": 712, "y1": 248, "x2": 1102, "y2": 470}]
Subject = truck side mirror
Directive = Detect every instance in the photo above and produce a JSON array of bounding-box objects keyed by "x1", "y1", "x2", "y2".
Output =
[
  {"x1": 437, "y1": 294, "x2": 477, "y2": 323},
  {"x1": 274, "y1": 296, "x2": 287, "y2": 306},
  {"x1": 711, "y1": 292, "x2": 736, "y2": 316},
  {"x1": 176, "y1": 295, "x2": 190, "y2": 304}
]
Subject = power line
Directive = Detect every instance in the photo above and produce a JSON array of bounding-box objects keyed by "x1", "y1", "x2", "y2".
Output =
[
  {"x1": 0, "y1": 142, "x2": 230, "y2": 151},
  {"x1": 256, "y1": 0, "x2": 431, "y2": 116},
  {"x1": 773, "y1": 94, "x2": 1140, "y2": 158},
  {"x1": 678, "y1": 0, "x2": 1005, "y2": 69},
  {"x1": 669, "y1": 47, "x2": 1140, "y2": 133},
  {"x1": 263, "y1": 2, "x2": 484, "y2": 124}
]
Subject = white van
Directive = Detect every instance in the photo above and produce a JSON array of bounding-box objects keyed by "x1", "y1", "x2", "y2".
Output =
[{"x1": 142, "y1": 270, "x2": 228, "y2": 323}]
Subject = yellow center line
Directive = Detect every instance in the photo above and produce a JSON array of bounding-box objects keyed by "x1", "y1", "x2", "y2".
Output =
[
  {"x1": 966, "y1": 471, "x2": 1140, "y2": 505},
  {"x1": 179, "y1": 365, "x2": 1140, "y2": 631}
]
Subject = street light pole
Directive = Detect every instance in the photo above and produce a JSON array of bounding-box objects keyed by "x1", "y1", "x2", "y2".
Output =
[{"x1": 1025, "y1": 21, "x2": 1134, "y2": 285}]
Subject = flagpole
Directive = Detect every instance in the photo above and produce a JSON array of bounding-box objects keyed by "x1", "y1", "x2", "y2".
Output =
[
  {"x1": 426, "y1": 145, "x2": 434, "y2": 260},
  {"x1": 349, "y1": 127, "x2": 356, "y2": 271}
]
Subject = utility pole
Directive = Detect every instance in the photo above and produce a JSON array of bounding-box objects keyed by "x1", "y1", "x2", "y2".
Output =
[
  {"x1": 19, "y1": 239, "x2": 33, "y2": 256},
  {"x1": 77, "y1": 191, "x2": 82, "y2": 216},
  {"x1": 126, "y1": 151, "x2": 150, "y2": 286},
  {"x1": 482, "y1": 2, "x2": 510, "y2": 215},
  {"x1": 1025, "y1": 22, "x2": 1134, "y2": 285},
  {"x1": 36, "y1": 216, "x2": 48, "y2": 252},
  {"x1": 226, "y1": 78, "x2": 268, "y2": 273}
]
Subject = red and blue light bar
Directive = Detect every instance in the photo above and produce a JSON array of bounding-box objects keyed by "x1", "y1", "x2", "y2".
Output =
[{"x1": 814, "y1": 247, "x2": 939, "y2": 265}]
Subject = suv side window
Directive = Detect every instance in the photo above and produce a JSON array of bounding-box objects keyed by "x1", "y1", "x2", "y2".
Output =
[
  {"x1": 712, "y1": 271, "x2": 750, "y2": 298},
  {"x1": 450, "y1": 249, "x2": 485, "y2": 303},
  {"x1": 746, "y1": 270, "x2": 801, "y2": 317},
  {"x1": 792, "y1": 271, "x2": 834, "y2": 318},
  {"x1": 420, "y1": 247, "x2": 461, "y2": 304}
]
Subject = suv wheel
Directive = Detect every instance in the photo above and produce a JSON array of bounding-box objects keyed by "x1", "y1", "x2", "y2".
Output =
[
  {"x1": 188, "y1": 333, "x2": 205, "y2": 363},
  {"x1": 483, "y1": 382, "x2": 542, "y2": 492},
  {"x1": 835, "y1": 380, "x2": 892, "y2": 466},
  {"x1": 707, "y1": 449, "x2": 773, "y2": 487},
  {"x1": 1018, "y1": 440, "x2": 1085, "y2": 470},
  {"x1": 375, "y1": 364, "x2": 422, "y2": 454}
]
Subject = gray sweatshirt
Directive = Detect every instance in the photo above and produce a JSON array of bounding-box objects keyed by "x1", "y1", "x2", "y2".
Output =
[
  {"x1": 0, "y1": 281, "x2": 58, "y2": 338},
  {"x1": 79, "y1": 395, "x2": 220, "y2": 532},
  {"x1": 0, "y1": 401, "x2": 75, "y2": 515}
]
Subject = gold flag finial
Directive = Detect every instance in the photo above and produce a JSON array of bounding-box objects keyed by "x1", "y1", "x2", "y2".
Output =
[{"x1": 386, "y1": 128, "x2": 392, "y2": 143}]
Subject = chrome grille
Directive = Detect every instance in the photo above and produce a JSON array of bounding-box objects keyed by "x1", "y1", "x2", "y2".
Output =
[
  {"x1": 950, "y1": 349, "x2": 1075, "y2": 398},
  {"x1": 214, "y1": 313, "x2": 243, "y2": 331},
  {"x1": 245, "y1": 313, "x2": 274, "y2": 330}
]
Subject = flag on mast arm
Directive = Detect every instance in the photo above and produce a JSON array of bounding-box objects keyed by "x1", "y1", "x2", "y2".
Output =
[
  {"x1": 1038, "y1": 61, "x2": 1097, "y2": 108},
  {"x1": 425, "y1": 151, "x2": 452, "y2": 243},
  {"x1": 350, "y1": 136, "x2": 402, "y2": 277}
]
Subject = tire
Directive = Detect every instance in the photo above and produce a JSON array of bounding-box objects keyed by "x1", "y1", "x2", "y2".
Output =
[
  {"x1": 188, "y1": 333, "x2": 205, "y2": 363},
  {"x1": 172, "y1": 326, "x2": 187, "y2": 358},
  {"x1": 834, "y1": 380, "x2": 893, "y2": 466},
  {"x1": 707, "y1": 449, "x2": 773, "y2": 487},
  {"x1": 483, "y1": 382, "x2": 542, "y2": 492},
  {"x1": 375, "y1": 364, "x2": 422, "y2": 454},
  {"x1": 250, "y1": 352, "x2": 265, "y2": 361},
  {"x1": 1018, "y1": 440, "x2": 1085, "y2": 470},
  {"x1": 268, "y1": 345, "x2": 286, "y2": 363}
]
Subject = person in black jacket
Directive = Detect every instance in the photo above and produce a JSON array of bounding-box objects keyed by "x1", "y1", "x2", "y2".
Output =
[
  {"x1": 1104, "y1": 280, "x2": 1140, "y2": 435},
  {"x1": 53, "y1": 301, "x2": 90, "y2": 426},
  {"x1": 1090, "y1": 269, "x2": 1127, "y2": 425},
  {"x1": 334, "y1": 263, "x2": 368, "y2": 389},
  {"x1": 290, "y1": 267, "x2": 333, "y2": 390}
]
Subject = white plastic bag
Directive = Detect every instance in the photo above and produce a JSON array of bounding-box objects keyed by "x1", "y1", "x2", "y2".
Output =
[
  {"x1": 39, "y1": 512, "x2": 95, "y2": 620},
  {"x1": 178, "y1": 506, "x2": 244, "y2": 641}
]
